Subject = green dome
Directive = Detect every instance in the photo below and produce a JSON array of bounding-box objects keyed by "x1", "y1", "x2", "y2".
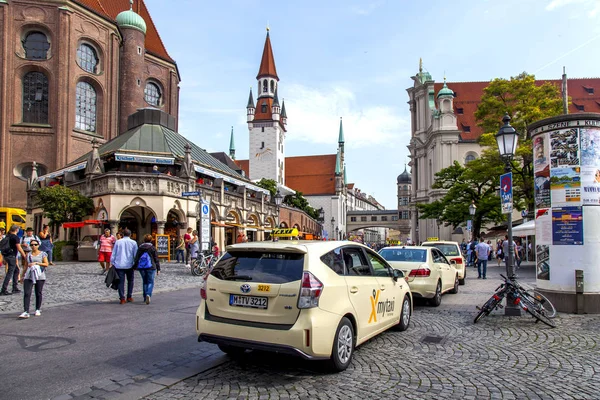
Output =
[
  {"x1": 437, "y1": 80, "x2": 454, "y2": 98},
  {"x1": 116, "y1": 8, "x2": 147, "y2": 34}
]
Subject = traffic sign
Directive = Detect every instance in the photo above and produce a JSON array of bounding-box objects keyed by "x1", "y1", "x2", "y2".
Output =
[
  {"x1": 182, "y1": 191, "x2": 200, "y2": 197},
  {"x1": 500, "y1": 172, "x2": 513, "y2": 214},
  {"x1": 200, "y1": 199, "x2": 211, "y2": 251},
  {"x1": 466, "y1": 220, "x2": 472, "y2": 231}
]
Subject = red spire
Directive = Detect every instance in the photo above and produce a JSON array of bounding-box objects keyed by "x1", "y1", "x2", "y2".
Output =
[{"x1": 256, "y1": 30, "x2": 278, "y2": 80}]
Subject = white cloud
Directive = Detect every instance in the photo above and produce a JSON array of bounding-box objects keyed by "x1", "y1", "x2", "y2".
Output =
[
  {"x1": 546, "y1": 0, "x2": 600, "y2": 16},
  {"x1": 283, "y1": 83, "x2": 408, "y2": 148},
  {"x1": 349, "y1": 2, "x2": 382, "y2": 16}
]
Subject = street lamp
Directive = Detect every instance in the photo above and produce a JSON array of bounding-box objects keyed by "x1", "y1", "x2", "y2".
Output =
[
  {"x1": 317, "y1": 207, "x2": 325, "y2": 239},
  {"x1": 330, "y1": 217, "x2": 335, "y2": 241},
  {"x1": 495, "y1": 112, "x2": 520, "y2": 316},
  {"x1": 273, "y1": 189, "x2": 283, "y2": 241},
  {"x1": 469, "y1": 200, "x2": 476, "y2": 240}
]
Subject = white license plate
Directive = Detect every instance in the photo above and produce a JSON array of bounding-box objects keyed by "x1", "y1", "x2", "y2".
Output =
[{"x1": 229, "y1": 294, "x2": 268, "y2": 309}]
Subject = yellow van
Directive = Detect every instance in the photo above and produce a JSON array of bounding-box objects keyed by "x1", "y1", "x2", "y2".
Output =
[{"x1": 0, "y1": 207, "x2": 27, "y2": 231}]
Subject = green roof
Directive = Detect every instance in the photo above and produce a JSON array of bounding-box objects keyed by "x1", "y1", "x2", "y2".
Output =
[
  {"x1": 338, "y1": 117, "x2": 344, "y2": 144},
  {"x1": 437, "y1": 80, "x2": 454, "y2": 98},
  {"x1": 116, "y1": 5, "x2": 147, "y2": 34}
]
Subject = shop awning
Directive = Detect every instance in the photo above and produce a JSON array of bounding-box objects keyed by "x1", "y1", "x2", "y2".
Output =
[
  {"x1": 194, "y1": 165, "x2": 269, "y2": 195},
  {"x1": 62, "y1": 220, "x2": 106, "y2": 228},
  {"x1": 38, "y1": 161, "x2": 87, "y2": 182},
  {"x1": 115, "y1": 153, "x2": 174, "y2": 165}
]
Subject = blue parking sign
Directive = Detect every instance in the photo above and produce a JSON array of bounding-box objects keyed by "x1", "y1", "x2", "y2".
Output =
[{"x1": 500, "y1": 172, "x2": 513, "y2": 214}]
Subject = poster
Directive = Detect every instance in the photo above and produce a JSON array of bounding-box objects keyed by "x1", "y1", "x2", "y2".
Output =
[
  {"x1": 550, "y1": 167, "x2": 581, "y2": 206},
  {"x1": 581, "y1": 167, "x2": 600, "y2": 205},
  {"x1": 536, "y1": 245, "x2": 550, "y2": 280},
  {"x1": 550, "y1": 128, "x2": 579, "y2": 168},
  {"x1": 580, "y1": 127, "x2": 600, "y2": 167},
  {"x1": 552, "y1": 206, "x2": 584, "y2": 245},
  {"x1": 535, "y1": 208, "x2": 552, "y2": 245},
  {"x1": 534, "y1": 133, "x2": 550, "y2": 173},
  {"x1": 534, "y1": 165, "x2": 551, "y2": 209}
]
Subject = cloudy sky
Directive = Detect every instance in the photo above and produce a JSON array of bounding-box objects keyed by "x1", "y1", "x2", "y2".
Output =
[{"x1": 145, "y1": 0, "x2": 600, "y2": 209}]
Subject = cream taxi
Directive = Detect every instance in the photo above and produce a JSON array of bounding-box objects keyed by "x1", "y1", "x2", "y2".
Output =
[
  {"x1": 421, "y1": 240, "x2": 467, "y2": 285},
  {"x1": 378, "y1": 246, "x2": 459, "y2": 306},
  {"x1": 196, "y1": 240, "x2": 413, "y2": 371}
]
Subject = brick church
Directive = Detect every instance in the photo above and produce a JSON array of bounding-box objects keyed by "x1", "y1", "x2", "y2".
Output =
[{"x1": 0, "y1": 0, "x2": 179, "y2": 208}]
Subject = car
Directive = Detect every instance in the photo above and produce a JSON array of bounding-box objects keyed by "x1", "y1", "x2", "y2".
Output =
[
  {"x1": 421, "y1": 240, "x2": 466, "y2": 285},
  {"x1": 195, "y1": 240, "x2": 412, "y2": 372},
  {"x1": 378, "y1": 246, "x2": 459, "y2": 306}
]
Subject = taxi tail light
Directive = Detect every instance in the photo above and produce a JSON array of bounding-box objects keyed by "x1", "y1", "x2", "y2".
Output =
[
  {"x1": 298, "y1": 271, "x2": 323, "y2": 309},
  {"x1": 451, "y1": 257, "x2": 463, "y2": 265},
  {"x1": 200, "y1": 281, "x2": 207, "y2": 300},
  {"x1": 408, "y1": 267, "x2": 431, "y2": 277}
]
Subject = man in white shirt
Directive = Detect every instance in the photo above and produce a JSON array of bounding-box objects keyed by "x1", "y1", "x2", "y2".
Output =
[
  {"x1": 502, "y1": 234, "x2": 520, "y2": 275},
  {"x1": 110, "y1": 229, "x2": 138, "y2": 304},
  {"x1": 475, "y1": 238, "x2": 491, "y2": 279}
]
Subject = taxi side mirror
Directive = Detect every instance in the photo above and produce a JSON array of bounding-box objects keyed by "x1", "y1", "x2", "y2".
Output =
[{"x1": 392, "y1": 269, "x2": 404, "y2": 281}]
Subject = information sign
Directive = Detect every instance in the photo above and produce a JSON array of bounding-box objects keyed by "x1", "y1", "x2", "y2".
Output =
[
  {"x1": 200, "y1": 200, "x2": 211, "y2": 251},
  {"x1": 500, "y1": 172, "x2": 513, "y2": 214},
  {"x1": 182, "y1": 191, "x2": 200, "y2": 197}
]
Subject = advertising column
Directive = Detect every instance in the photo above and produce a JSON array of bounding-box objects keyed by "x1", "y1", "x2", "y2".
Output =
[{"x1": 529, "y1": 113, "x2": 600, "y2": 313}]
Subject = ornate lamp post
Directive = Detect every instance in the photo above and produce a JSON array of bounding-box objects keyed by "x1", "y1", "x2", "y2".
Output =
[
  {"x1": 469, "y1": 200, "x2": 477, "y2": 240},
  {"x1": 317, "y1": 207, "x2": 325, "y2": 238},
  {"x1": 495, "y1": 113, "x2": 521, "y2": 316},
  {"x1": 273, "y1": 189, "x2": 283, "y2": 241},
  {"x1": 330, "y1": 217, "x2": 335, "y2": 241}
]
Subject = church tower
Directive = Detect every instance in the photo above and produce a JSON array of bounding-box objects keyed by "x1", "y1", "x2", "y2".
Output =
[{"x1": 247, "y1": 29, "x2": 287, "y2": 184}]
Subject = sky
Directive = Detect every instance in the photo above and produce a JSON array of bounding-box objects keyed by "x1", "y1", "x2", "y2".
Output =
[{"x1": 144, "y1": 0, "x2": 600, "y2": 209}]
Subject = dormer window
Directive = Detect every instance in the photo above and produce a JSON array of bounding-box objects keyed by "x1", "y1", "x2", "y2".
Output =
[
  {"x1": 584, "y1": 86, "x2": 594, "y2": 94},
  {"x1": 574, "y1": 103, "x2": 585, "y2": 111}
]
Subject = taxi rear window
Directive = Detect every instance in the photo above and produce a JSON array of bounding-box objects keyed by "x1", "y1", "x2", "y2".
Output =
[
  {"x1": 422, "y1": 243, "x2": 460, "y2": 256},
  {"x1": 379, "y1": 248, "x2": 426, "y2": 262},
  {"x1": 210, "y1": 251, "x2": 304, "y2": 284}
]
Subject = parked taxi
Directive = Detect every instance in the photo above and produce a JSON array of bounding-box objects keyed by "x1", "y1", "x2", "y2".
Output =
[
  {"x1": 378, "y1": 246, "x2": 459, "y2": 306},
  {"x1": 421, "y1": 240, "x2": 466, "y2": 285},
  {"x1": 196, "y1": 240, "x2": 412, "y2": 371}
]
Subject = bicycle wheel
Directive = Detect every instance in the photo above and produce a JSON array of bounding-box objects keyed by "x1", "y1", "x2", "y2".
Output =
[
  {"x1": 522, "y1": 290, "x2": 556, "y2": 318},
  {"x1": 521, "y1": 297, "x2": 556, "y2": 328},
  {"x1": 191, "y1": 260, "x2": 202, "y2": 276},
  {"x1": 474, "y1": 293, "x2": 504, "y2": 323}
]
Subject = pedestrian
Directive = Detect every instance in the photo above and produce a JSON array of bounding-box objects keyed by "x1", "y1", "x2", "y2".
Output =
[
  {"x1": 38, "y1": 225, "x2": 54, "y2": 266},
  {"x1": 236, "y1": 231, "x2": 244, "y2": 243},
  {"x1": 98, "y1": 228, "x2": 116, "y2": 274},
  {"x1": 496, "y1": 240, "x2": 504, "y2": 266},
  {"x1": 189, "y1": 230, "x2": 199, "y2": 264},
  {"x1": 116, "y1": 231, "x2": 123, "y2": 240},
  {"x1": 110, "y1": 229, "x2": 138, "y2": 304},
  {"x1": 475, "y1": 237, "x2": 491, "y2": 279},
  {"x1": 133, "y1": 234, "x2": 161, "y2": 305},
  {"x1": 211, "y1": 240, "x2": 220, "y2": 258},
  {"x1": 0, "y1": 225, "x2": 27, "y2": 296},
  {"x1": 515, "y1": 240, "x2": 523, "y2": 268},
  {"x1": 184, "y1": 227, "x2": 193, "y2": 267},
  {"x1": 487, "y1": 240, "x2": 493, "y2": 261},
  {"x1": 502, "y1": 235, "x2": 520, "y2": 274},
  {"x1": 19, "y1": 239, "x2": 49, "y2": 319},
  {"x1": 20, "y1": 227, "x2": 40, "y2": 282},
  {"x1": 175, "y1": 235, "x2": 185, "y2": 263}
]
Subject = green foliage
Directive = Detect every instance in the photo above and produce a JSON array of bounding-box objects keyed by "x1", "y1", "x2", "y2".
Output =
[
  {"x1": 475, "y1": 72, "x2": 564, "y2": 212},
  {"x1": 284, "y1": 191, "x2": 320, "y2": 220},
  {"x1": 52, "y1": 240, "x2": 77, "y2": 262},
  {"x1": 255, "y1": 178, "x2": 278, "y2": 197},
  {"x1": 417, "y1": 158, "x2": 505, "y2": 238},
  {"x1": 36, "y1": 185, "x2": 95, "y2": 227}
]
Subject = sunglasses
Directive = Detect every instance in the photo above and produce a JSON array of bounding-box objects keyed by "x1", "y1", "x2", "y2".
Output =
[{"x1": 31, "y1": 244, "x2": 39, "y2": 246}]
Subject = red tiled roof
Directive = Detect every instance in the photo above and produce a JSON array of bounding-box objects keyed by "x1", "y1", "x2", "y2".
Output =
[
  {"x1": 434, "y1": 78, "x2": 600, "y2": 141},
  {"x1": 254, "y1": 97, "x2": 273, "y2": 121},
  {"x1": 256, "y1": 32, "x2": 278, "y2": 80},
  {"x1": 235, "y1": 154, "x2": 337, "y2": 196},
  {"x1": 73, "y1": 0, "x2": 174, "y2": 63}
]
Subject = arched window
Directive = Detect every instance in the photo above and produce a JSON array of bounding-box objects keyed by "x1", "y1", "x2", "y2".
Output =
[
  {"x1": 23, "y1": 32, "x2": 50, "y2": 60},
  {"x1": 262, "y1": 80, "x2": 268, "y2": 93},
  {"x1": 23, "y1": 72, "x2": 49, "y2": 124},
  {"x1": 465, "y1": 153, "x2": 477, "y2": 163},
  {"x1": 270, "y1": 80, "x2": 274, "y2": 93},
  {"x1": 75, "y1": 81, "x2": 97, "y2": 132},
  {"x1": 77, "y1": 43, "x2": 99, "y2": 73},
  {"x1": 144, "y1": 82, "x2": 161, "y2": 106}
]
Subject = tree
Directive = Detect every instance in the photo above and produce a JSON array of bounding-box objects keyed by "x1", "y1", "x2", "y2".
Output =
[
  {"x1": 417, "y1": 157, "x2": 505, "y2": 238},
  {"x1": 36, "y1": 185, "x2": 94, "y2": 227},
  {"x1": 284, "y1": 191, "x2": 319, "y2": 220},
  {"x1": 475, "y1": 72, "x2": 564, "y2": 211},
  {"x1": 255, "y1": 178, "x2": 277, "y2": 197}
]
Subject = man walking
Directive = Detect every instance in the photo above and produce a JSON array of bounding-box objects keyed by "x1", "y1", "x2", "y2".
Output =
[
  {"x1": 110, "y1": 229, "x2": 138, "y2": 304},
  {"x1": 475, "y1": 236, "x2": 491, "y2": 279},
  {"x1": 0, "y1": 225, "x2": 27, "y2": 295}
]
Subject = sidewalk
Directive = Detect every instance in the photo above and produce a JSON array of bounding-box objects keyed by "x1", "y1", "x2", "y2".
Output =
[{"x1": 0, "y1": 261, "x2": 201, "y2": 314}]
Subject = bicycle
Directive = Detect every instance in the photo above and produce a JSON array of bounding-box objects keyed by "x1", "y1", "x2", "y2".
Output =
[
  {"x1": 191, "y1": 251, "x2": 217, "y2": 277},
  {"x1": 474, "y1": 274, "x2": 556, "y2": 328}
]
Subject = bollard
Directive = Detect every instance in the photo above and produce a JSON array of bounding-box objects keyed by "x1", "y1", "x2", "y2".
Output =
[{"x1": 575, "y1": 270, "x2": 584, "y2": 314}]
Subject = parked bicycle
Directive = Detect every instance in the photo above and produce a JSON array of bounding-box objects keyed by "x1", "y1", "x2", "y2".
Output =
[
  {"x1": 191, "y1": 250, "x2": 217, "y2": 277},
  {"x1": 474, "y1": 274, "x2": 556, "y2": 328}
]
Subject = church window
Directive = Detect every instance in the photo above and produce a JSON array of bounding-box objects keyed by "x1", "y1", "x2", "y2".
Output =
[
  {"x1": 270, "y1": 80, "x2": 275, "y2": 93},
  {"x1": 263, "y1": 80, "x2": 268, "y2": 93},
  {"x1": 144, "y1": 82, "x2": 162, "y2": 106},
  {"x1": 22, "y1": 72, "x2": 49, "y2": 124},
  {"x1": 456, "y1": 107, "x2": 464, "y2": 114},
  {"x1": 23, "y1": 31, "x2": 50, "y2": 60},
  {"x1": 261, "y1": 102, "x2": 267, "y2": 113},
  {"x1": 77, "y1": 43, "x2": 99, "y2": 73},
  {"x1": 75, "y1": 81, "x2": 97, "y2": 132},
  {"x1": 462, "y1": 124, "x2": 471, "y2": 132},
  {"x1": 465, "y1": 153, "x2": 477, "y2": 163}
]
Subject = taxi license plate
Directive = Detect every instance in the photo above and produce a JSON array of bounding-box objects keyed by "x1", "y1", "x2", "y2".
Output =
[{"x1": 229, "y1": 294, "x2": 268, "y2": 309}]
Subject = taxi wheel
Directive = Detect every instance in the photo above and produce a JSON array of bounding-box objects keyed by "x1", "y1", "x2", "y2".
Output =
[
  {"x1": 394, "y1": 295, "x2": 411, "y2": 331},
  {"x1": 328, "y1": 317, "x2": 354, "y2": 372},
  {"x1": 218, "y1": 344, "x2": 246, "y2": 357},
  {"x1": 450, "y1": 275, "x2": 459, "y2": 294},
  {"x1": 459, "y1": 268, "x2": 466, "y2": 285},
  {"x1": 430, "y1": 280, "x2": 442, "y2": 307}
]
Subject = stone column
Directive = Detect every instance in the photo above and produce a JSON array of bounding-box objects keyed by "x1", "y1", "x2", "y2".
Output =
[{"x1": 156, "y1": 221, "x2": 166, "y2": 234}]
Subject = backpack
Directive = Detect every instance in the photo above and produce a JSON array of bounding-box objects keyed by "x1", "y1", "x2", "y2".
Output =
[
  {"x1": 137, "y1": 252, "x2": 152, "y2": 269},
  {"x1": 0, "y1": 236, "x2": 12, "y2": 256}
]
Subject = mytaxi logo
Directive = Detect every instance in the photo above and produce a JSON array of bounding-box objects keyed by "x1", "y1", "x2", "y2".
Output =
[{"x1": 369, "y1": 289, "x2": 395, "y2": 324}]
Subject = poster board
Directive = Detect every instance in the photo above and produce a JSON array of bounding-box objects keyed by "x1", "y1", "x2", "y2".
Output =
[{"x1": 155, "y1": 234, "x2": 170, "y2": 259}]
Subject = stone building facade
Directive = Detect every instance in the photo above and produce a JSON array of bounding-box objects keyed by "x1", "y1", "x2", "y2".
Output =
[{"x1": 0, "y1": 0, "x2": 179, "y2": 209}]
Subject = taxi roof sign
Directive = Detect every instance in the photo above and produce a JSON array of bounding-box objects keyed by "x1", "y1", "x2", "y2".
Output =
[
  {"x1": 426, "y1": 237, "x2": 439, "y2": 241},
  {"x1": 271, "y1": 228, "x2": 299, "y2": 237}
]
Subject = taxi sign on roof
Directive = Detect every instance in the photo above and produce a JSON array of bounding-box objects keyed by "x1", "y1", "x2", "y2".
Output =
[
  {"x1": 271, "y1": 228, "x2": 299, "y2": 237},
  {"x1": 427, "y1": 237, "x2": 439, "y2": 241}
]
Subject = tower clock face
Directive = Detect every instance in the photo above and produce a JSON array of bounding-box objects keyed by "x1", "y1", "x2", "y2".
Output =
[{"x1": 255, "y1": 147, "x2": 273, "y2": 160}]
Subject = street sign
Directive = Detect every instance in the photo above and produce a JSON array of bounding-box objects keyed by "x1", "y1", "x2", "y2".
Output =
[
  {"x1": 200, "y1": 199, "x2": 210, "y2": 251},
  {"x1": 182, "y1": 191, "x2": 200, "y2": 197},
  {"x1": 466, "y1": 220, "x2": 472, "y2": 231},
  {"x1": 521, "y1": 210, "x2": 528, "y2": 218},
  {"x1": 500, "y1": 172, "x2": 513, "y2": 214}
]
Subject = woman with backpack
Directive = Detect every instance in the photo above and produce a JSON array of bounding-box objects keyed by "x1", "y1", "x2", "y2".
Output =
[{"x1": 133, "y1": 234, "x2": 161, "y2": 305}]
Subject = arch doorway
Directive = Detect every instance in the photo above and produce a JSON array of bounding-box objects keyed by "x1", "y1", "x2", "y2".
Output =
[{"x1": 119, "y1": 206, "x2": 157, "y2": 243}]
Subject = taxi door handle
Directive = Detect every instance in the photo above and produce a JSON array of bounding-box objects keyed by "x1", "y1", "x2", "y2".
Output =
[{"x1": 350, "y1": 286, "x2": 358, "y2": 294}]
